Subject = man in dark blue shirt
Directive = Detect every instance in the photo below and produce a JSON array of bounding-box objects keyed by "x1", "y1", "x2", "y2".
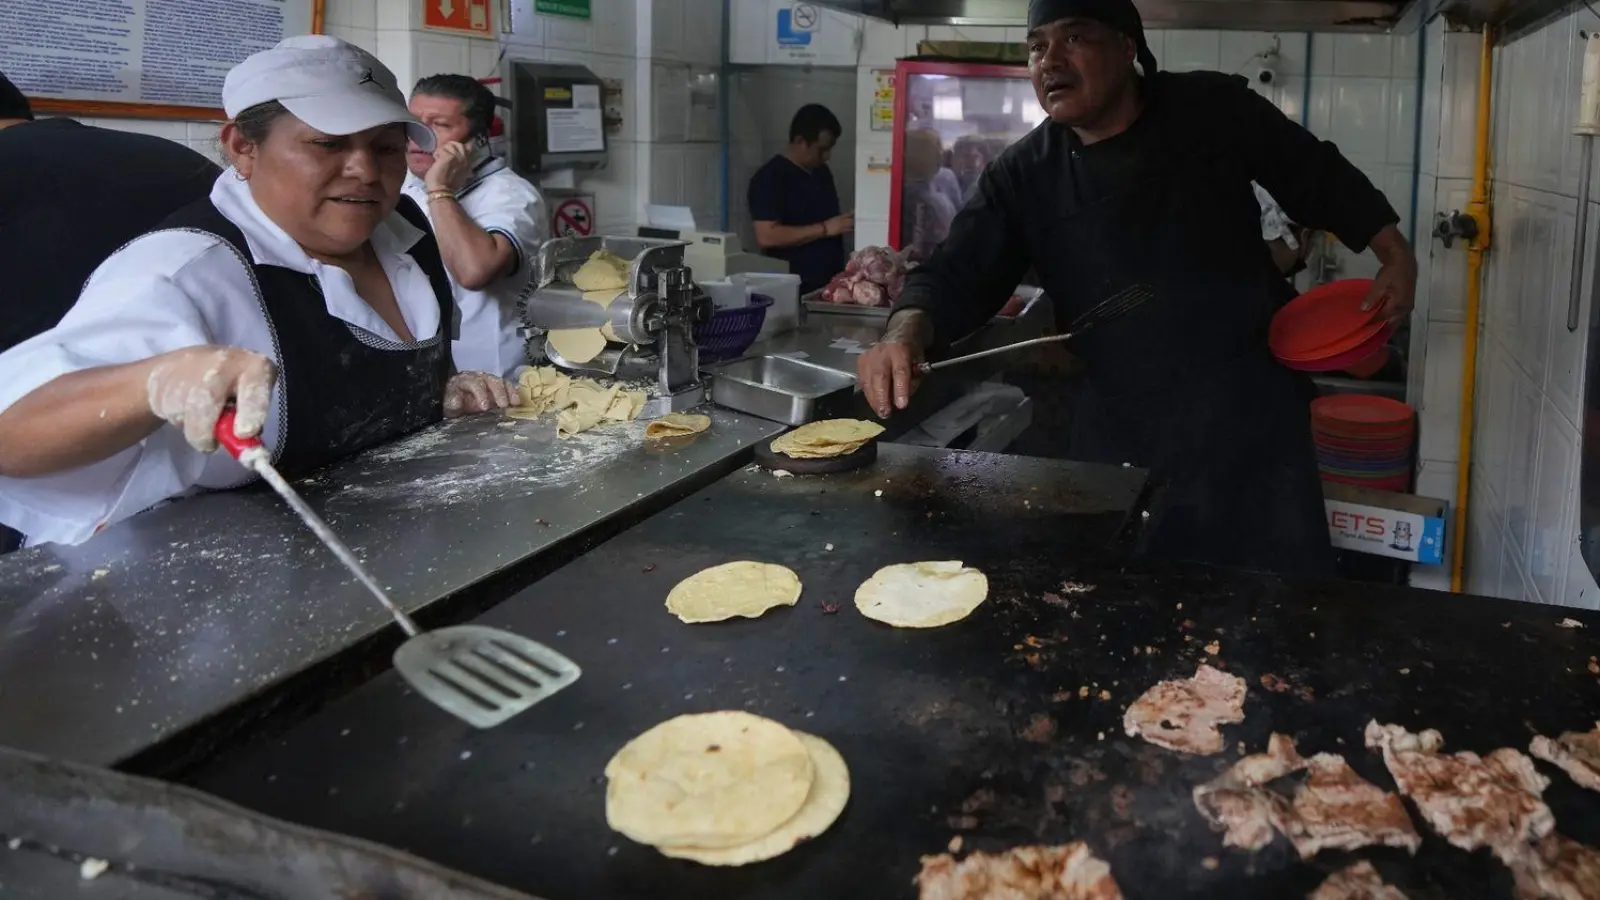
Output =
[{"x1": 747, "y1": 104, "x2": 852, "y2": 293}]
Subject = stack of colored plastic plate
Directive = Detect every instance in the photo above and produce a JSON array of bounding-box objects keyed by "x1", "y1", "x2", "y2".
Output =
[
  {"x1": 1310, "y1": 394, "x2": 1416, "y2": 492},
  {"x1": 1270, "y1": 279, "x2": 1395, "y2": 373}
]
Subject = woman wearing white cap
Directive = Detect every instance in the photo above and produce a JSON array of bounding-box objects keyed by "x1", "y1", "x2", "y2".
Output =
[{"x1": 0, "y1": 36, "x2": 517, "y2": 547}]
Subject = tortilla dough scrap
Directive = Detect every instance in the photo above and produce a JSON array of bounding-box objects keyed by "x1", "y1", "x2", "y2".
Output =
[
  {"x1": 666, "y1": 561, "x2": 802, "y2": 624},
  {"x1": 1365, "y1": 721, "x2": 1553, "y2": 860},
  {"x1": 1309, "y1": 861, "x2": 1409, "y2": 900},
  {"x1": 605, "y1": 711, "x2": 814, "y2": 850},
  {"x1": 549, "y1": 327, "x2": 608, "y2": 364},
  {"x1": 915, "y1": 842, "x2": 1124, "y2": 900},
  {"x1": 1123, "y1": 664, "x2": 1246, "y2": 755},
  {"x1": 659, "y1": 732, "x2": 849, "y2": 866},
  {"x1": 647, "y1": 412, "x2": 712, "y2": 439},
  {"x1": 506, "y1": 366, "x2": 645, "y2": 437},
  {"x1": 572, "y1": 249, "x2": 630, "y2": 292},
  {"x1": 771, "y1": 419, "x2": 885, "y2": 459},
  {"x1": 512, "y1": 366, "x2": 572, "y2": 413},
  {"x1": 854, "y1": 561, "x2": 989, "y2": 629},
  {"x1": 584, "y1": 288, "x2": 624, "y2": 342},
  {"x1": 1531, "y1": 722, "x2": 1600, "y2": 793}
]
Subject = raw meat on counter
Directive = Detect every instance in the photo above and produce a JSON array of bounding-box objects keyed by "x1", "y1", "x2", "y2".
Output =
[{"x1": 819, "y1": 246, "x2": 907, "y2": 307}]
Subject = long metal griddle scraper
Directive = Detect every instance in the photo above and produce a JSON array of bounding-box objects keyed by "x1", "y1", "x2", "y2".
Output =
[{"x1": 214, "y1": 409, "x2": 581, "y2": 728}]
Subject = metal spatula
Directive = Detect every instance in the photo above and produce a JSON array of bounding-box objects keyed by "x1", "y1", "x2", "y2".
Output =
[
  {"x1": 918, "y1": 283, "x2": 1156, "y2": 373},
  {"x1": 214, "y1": 410, "x2": 581, "y2": 728}
]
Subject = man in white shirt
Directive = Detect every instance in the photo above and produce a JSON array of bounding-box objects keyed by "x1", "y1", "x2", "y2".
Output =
[{"x1": 404, "y1": 74, "x2": 548, "y2": 378}]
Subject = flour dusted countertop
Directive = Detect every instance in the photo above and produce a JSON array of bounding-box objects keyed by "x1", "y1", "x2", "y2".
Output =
[{"x1": 0, "y1": 408, "x2": 783, "y2": 768}]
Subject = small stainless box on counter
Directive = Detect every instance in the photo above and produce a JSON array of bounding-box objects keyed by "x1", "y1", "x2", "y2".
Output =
[{"x1": 709, "y1": 356, "x2": 856, "y2": 426}]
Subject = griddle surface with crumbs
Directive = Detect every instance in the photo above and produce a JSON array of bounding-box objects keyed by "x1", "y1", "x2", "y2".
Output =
[{"x1": 182, "y1": 446, "x2": 1600, "y2": 900}]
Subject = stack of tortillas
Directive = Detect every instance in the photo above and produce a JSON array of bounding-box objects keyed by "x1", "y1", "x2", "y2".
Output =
[
  {"x1": 771, "y1": 419, "x2": 885, "y2": 459},
  {"x1": 605, "y1": 711, "x2": 850, "y2": 866},
  {"x1": 665, "y1": 561, "x2": 800, "y2": 623},
  {"x1": 855, "y1": 561, "x2": 989, "y2": 628}
]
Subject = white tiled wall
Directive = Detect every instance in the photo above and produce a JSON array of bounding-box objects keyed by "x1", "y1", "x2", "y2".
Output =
[{"x1": 1458, "y1": 11, "x2": 1600, "y2": 608}]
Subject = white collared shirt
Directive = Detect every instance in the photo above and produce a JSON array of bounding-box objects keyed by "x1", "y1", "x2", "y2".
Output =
[
  {"x1": 0, "y1": 170, "x2": 446, "y2": 546},
  {"x1": 403, "y1": 160, "x2": 547, "y2": 378}
]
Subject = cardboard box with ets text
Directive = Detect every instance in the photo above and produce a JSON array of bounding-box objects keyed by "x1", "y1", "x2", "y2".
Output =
[{"x1": 1322, "y1": 482, "x2": 1446, "y2": 565}]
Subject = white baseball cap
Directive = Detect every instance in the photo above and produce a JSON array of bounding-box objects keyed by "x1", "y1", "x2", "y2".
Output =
[{"x1": 222, "y1": 35, "x2": 434, "y2": 150}]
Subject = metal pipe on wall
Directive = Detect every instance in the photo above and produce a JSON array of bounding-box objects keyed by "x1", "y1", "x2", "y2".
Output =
[
  {"x1": 1568, "y1": 33, "x2": 1600, "y2": 332},
  {"x1": 1450, "y1": 26, "x2": 1496, "y2": 593}
]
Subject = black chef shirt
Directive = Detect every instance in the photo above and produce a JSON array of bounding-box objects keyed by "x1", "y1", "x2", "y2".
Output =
[
  {"x1": 747, "y1": 154, "x2": 847, "y2": 293},
  {"x1": 894, "y1": 70, "x2": 1399, "y2": 384},
  {"x1": 0, "y1": 118, "x2": 221, "y2": 354}
]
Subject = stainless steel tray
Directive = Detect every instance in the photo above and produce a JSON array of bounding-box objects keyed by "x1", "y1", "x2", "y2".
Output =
[
  {"x1": 708, "y1": 355, "x2": 857, "y2": 426},
  {"x1": 802, "y1": 295, "x2": 892, "y2": 319},
  {"x1": 802, "y1": 285, "x2": 1047, "y2": 323}
]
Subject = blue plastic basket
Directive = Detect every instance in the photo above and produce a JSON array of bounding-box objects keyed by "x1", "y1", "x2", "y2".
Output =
[{"x1": 694, "y1": 293, "x2": 774, "y2": 364}]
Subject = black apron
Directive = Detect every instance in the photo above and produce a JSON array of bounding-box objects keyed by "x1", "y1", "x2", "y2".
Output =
[
  {"x1": 156, "y1": 196, "x2": 454, "y2": 477},
  {"x1": 1028, "y1": 99, "x2": 1334, "y2": 578}
]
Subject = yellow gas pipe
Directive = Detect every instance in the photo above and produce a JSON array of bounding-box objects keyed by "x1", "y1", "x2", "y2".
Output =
[{"x1": 1450, "y1": 26, "x2": 1496, "y2": 593}]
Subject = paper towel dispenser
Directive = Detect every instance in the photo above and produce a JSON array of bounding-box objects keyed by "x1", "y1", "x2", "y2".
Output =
[{"x1": 503, "y1": 60, "x2": 607, "y2": 174}]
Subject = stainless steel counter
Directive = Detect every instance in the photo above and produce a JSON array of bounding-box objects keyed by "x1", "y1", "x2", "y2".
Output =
[{"x1": 0, "y1": 407, "x2": 782, "y2": 767}]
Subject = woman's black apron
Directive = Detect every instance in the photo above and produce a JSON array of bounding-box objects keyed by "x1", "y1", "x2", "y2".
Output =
[
  {"x1": 1025, "y1": 96, "x2": 1334, "y2": 578},
  {"x1": 156, "y1": 196, "x2": 454, "y2": 477}
]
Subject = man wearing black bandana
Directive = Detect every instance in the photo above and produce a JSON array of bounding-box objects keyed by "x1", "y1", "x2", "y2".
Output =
[{"x1": 857, "y1": 0, "x2": 1416, "y2": 578}]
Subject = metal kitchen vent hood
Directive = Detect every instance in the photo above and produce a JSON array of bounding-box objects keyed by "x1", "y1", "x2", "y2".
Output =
[
  {"x1": 811, "y1": 0, "x2": 1401, "y2": 33},
  {"x1": 811, "y1": 0, "x2": 1577, "y2": 36}
]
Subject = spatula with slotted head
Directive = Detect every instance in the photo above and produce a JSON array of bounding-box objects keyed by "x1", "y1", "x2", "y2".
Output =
[{"x1": 214, "y1": 410, "x2": 581, "y2": 728}]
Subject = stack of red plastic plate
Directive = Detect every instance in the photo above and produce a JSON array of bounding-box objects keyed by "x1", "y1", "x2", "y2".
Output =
[
  {"x1": 1270, "y1": 279, "x2": 1396, "y2": 372},
  {"x1": 1310, "y1": 394, "x2": 1415, "y2": 492}
]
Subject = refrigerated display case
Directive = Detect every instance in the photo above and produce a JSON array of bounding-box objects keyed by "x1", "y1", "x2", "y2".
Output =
[{"x1": 888, "y1": 60, "x2": 1040, "y2": 259}]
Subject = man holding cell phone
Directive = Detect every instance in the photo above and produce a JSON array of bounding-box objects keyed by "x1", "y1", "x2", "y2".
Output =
[{"x1": 405, "y1": 73, "x2": 548, "y2": 379}]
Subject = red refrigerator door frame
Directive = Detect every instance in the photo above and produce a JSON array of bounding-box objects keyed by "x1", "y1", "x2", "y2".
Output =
[{"x1": 888, "y1": 59, "x2": 1032, "y2": 249}]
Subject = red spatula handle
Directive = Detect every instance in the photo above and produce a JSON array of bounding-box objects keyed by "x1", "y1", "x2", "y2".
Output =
[{"x1": 214, "y1": 407, "x2": 265, "y2": 460}]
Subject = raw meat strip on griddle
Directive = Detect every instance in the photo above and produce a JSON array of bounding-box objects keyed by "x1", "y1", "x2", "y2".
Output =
[
  {"x1": 1123, "y1": 664, "x2": 1246, "y2": 755},
  {"x1": 1365, "y1": 720, "x2": 1553, "y2": 860},
  {"x1": 1308, "y1": 861, "x2": 1409, "y2": 900},
  {"x1": 915, "y1": 842, "x2": 1123, "y2": 900},
  {"x1": 1530, "y1": 722, "x2": 1600, "y2": 793}
]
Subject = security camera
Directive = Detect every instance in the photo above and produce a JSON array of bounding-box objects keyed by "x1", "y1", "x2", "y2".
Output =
[{"x1": 1254, "y1": 48, "x2": 1281, "y2": 86}]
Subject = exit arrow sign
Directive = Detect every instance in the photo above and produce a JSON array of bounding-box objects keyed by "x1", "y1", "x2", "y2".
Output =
[{"x1": 423, "y1": 0, "x2": 494, "y2": 37}]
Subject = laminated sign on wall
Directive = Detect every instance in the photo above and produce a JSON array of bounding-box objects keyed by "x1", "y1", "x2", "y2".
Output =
[{"x1": 544, "y1": 84, "x2": 604, "y2": 153}]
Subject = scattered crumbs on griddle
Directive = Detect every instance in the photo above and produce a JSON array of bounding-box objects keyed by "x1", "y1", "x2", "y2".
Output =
[
  {"x1": 1204, "y1": 640, "x2": 1220, "y2": 655},
  {"x1": 1558, "y1": 618, "x2": 1585, "y2": 629},
  {"x1": 1098, "y1": 690, "x2": 1111, "y2": 701},
  {"x1": 948, "y1": 836, "x2": 964, "y2": 853},
  {"x1": 1399, "y1": 668, "x2": 1411, "y2": 675},
  {"x1": 1201, "y1": 857, "x2": 1220, "y2": 871}
]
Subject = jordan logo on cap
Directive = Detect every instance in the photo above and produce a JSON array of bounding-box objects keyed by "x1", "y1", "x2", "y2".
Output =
[{"x1": 357, "y1": 68, "x2": 377, "y2": 86}]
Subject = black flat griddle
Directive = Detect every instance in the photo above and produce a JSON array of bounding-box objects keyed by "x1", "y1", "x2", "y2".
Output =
[
  {"x1": 181, "y1": 446, "x2": 1600, "y2": 900},
  {"x1": 752, "y1": 435, "x2": 878, "y2": 474}
]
